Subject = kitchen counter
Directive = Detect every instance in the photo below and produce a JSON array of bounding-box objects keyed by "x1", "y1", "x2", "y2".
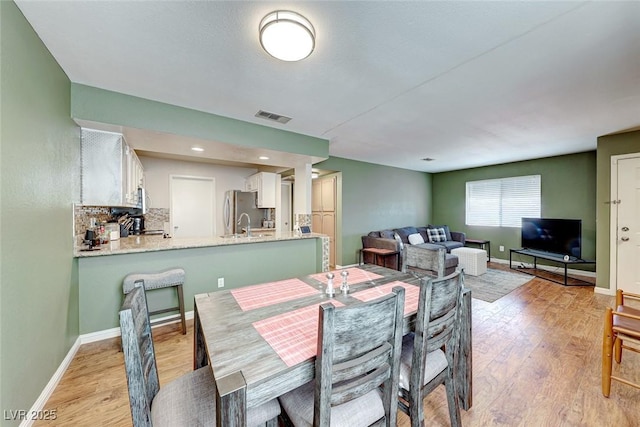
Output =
[{"x1": 74, "y1": 230, "x2": 324, "y2": 258}]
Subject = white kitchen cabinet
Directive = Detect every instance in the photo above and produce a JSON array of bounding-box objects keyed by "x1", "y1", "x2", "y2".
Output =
[
  {"x1": 81, "y1": 128, "x2": 144, "y2": 207},
  {"x1": 246, "y1": 172, "x2": 276, "y2": 208}
]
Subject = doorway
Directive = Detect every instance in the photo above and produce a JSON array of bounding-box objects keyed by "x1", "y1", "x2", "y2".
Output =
[
  {"x1": 170, "y1": 175, "x2": 215, "y2": 238},
  {"x1": 280, "y1": 182, "x2": 292, "y2": 231},
  {"x1": 312, "y1": 175, "x2": 337, "y2": 268},
  {"x1": 610, "y1": 154, "x2": 640, "y2": 293}
]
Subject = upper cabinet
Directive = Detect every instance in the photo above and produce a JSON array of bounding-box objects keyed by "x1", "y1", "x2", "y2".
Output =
[
  {"x1": 81, "y1": 128, "x2": 144, "y2": 207},
  {"x1": 245, "y1": 172, "x2": 276, "y2": 208}
]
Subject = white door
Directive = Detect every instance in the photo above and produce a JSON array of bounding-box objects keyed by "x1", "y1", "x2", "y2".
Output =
[
  {"x1": 170, "y1": 175, "x2": 215, "y2": 238},
  {"x1": 280, "y1": 182, "x2": 292, "y2": 231},
  {"x1": 615, "y1": 156, "x2": 640, "y2": 293}
]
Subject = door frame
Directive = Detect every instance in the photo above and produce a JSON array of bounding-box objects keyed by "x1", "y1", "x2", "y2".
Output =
[{"x1": 609, "y1": 153, "x2": 640, "y2": 293}]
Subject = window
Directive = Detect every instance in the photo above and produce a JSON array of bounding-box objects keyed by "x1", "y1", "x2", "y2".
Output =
[{"x1": 466, "y1": 175, "x2": 540, "y2": 227}]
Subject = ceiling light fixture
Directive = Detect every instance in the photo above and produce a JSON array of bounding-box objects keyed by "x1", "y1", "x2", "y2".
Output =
[
  {"x1": 258, "y1": 156, "x2": 270, "y2": 160},
  {"x1": 191, "y1": 146, "x2": 204, "y2": 152},
  {"x1": 259, "y1": 11, "x2": 315, "y2": 62}
]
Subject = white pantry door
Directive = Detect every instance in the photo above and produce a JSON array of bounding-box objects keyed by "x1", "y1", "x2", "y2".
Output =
[
  {"x1": 170, "y1": 175, "x2": 215, "y2": 238},
  {"x1": 615, "y1": 156, "x2": 640, "y2": 293}
]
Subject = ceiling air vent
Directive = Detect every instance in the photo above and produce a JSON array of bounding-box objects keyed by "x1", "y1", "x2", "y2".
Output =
[
  {"x1": 255, "y1": 110, "x2": 292, "y2": 124},
  {"x1": 421, "y1": 157, "x2": 435, "y2": 162}
]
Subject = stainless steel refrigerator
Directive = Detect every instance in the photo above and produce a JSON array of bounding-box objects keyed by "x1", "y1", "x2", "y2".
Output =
[{"x1": 223, "y1": 190, "x2": 264, "y2": 235}]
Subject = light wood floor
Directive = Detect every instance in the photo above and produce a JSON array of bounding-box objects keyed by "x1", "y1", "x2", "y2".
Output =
[{"x1": 35, "y1": 264, "x2": 640, "y2": 426}]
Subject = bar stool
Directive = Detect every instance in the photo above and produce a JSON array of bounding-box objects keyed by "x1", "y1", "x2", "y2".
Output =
[{"x1": 122, "y1": 268, "x2": 187, "y2": 334}]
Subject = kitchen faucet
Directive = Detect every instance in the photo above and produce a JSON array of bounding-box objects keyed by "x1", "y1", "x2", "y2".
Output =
[{"x1": 238, "y1": 212, "x2": 251, "y2": 237}]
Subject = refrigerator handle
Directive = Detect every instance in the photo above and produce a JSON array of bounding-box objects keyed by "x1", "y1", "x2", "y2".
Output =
[{"x1": 223, "y1": 193, "x2": 231, "y2": 232}]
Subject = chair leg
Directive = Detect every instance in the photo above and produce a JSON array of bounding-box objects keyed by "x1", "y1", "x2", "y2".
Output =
[
  {"x1": 614, "y1": 335, "x2": 623, "y2": 364},
  {"x1": 176, "y1": 284, "x2": 187, "y2": 335},
  {"x1": 444, "y1": 377, "x2": 462, "y2": 427},
  {"x1": 409, "y1": 391, "x2": 424, "y2": 427},
  {"x1": 602, "y1": 308, "x2": 614, "y2": 397}
]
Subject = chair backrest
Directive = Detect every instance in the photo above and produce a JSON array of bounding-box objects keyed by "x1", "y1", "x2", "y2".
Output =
[
  {"x1": 402, "y1": 244, "x2": 448, "y2": 277},
  {"x1": 411, "y1": 271, "x2": 463, "y2": 389},
  {"x1": 314, "y1": 287, "x2": 405, "y2": 427},
  {"x1": 119, "y1": 285, "x2": 160, "y2": 427}
]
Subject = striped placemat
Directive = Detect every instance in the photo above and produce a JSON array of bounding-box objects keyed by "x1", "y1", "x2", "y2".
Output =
[
  {"x1": 253, "y1": 301, "x2": 345, "y2": 367},
  {"x1": 351, "y1": 281, "x2": 419, "y2": 315},
  {"x1": 231, "y1": 278, "x2": 320, "y2": 311},
  {"x1": 308, "y1": 267, "x2": 384, "y2": 286}
]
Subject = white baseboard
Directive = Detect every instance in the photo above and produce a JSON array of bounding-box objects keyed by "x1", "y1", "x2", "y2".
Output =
[
  {"x1": 19, "y1": 337, "x2": 81, "y2": 427},
  {"x1": 22, "y1": 310, "x2": 195, "y2": 426},
  {"x1": 80, "y1": 310, "x2": 195, "y2": 344}
]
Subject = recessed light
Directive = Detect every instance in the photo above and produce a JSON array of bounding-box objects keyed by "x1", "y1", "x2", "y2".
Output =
[
  {"x1": 191, "y1": 147, "x2": 204, "y2": 152},
  {"x1": 258, "y1": 156, "x2": 270, "y2": 160}
]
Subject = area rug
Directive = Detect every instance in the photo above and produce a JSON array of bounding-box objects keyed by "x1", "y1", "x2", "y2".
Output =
[{"x1": 462, "y1": 268, "x2": 532, "y2": 303}]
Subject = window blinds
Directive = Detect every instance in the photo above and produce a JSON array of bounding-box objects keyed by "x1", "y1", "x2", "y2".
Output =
[{"x1": 466, "y1": 175, "x2": 541, "y2": 227}]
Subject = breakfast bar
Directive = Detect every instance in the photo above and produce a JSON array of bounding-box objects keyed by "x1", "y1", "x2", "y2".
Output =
[
  {"x1": 75, "y1": 231, "x2": 330, "y2": 334},
  {"x1": 194, "y1": 264, "x2": 472, "y2": 426}
]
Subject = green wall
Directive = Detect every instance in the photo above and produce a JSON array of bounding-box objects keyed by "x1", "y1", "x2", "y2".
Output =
[
  {"x1": 596, "y1": 130, "x2": 640, "y2": 288},
  {"x1": 1, "y1": 2, "x2": 80, "y2": 421},
  {"x1": 71, "y1": 83, "x2": 329, "y2": 159},
  {"x1": 432, "y1": 152, "x2": 597, "y2": 278},
  {"x1": 315, "y1": 157, "x2": 432, "y2": 266},
  {"x1": 79, "y1": 238, "x2": 322, "y2": 334}
]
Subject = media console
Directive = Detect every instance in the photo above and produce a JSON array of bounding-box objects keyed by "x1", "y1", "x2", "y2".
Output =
[{"x1": 509, "y1": 248, "x2": 595, "y2": 286}]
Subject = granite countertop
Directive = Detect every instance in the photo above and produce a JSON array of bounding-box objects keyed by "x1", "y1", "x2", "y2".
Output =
[{"x1": 74, "y1": 230, "x2": 323, "y2": 257}]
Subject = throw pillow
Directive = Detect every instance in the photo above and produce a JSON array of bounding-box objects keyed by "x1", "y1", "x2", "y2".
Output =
[
  {"x1": 428, "y1": 224, "x2": 452, "y2": 241},
  {"x1": 408, "y1": 233, "x2": 425, "y2": 245},
  {"x1": 427, "y1": 227, "x2": 447, "y2": 243}
]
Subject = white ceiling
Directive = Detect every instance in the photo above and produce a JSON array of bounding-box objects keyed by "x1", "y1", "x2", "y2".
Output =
[{"x1": 15, "y1": 1, "x2": 640, "y2": 173}]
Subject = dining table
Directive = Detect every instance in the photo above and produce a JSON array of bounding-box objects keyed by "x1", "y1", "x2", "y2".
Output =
[{"x1": 193, "y1": 264, "x2": 472, "y2": 426}]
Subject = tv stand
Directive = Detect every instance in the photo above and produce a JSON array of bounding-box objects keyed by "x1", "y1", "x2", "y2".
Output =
[{"x1": 509, "y1": 248, "x2": 595, "y2": 286}]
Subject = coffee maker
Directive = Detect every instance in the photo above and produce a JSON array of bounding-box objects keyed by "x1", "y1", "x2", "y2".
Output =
[{"x1": 132, "y1": 216, "x2": 144, "y2": 235}]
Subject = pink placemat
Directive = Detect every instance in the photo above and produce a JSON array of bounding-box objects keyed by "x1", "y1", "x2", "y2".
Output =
[
  {"x1": 351, "y1": 281, "x2": 419, "y2": 315},
  {"x1": 253, "y1": 301, "x2": 345, "y2": 367},
  {"x1": 308, "y1": 267, "x2": 384, "y2": 286},
  {"x1": 231, "y1": 278, "x2": 319, "y2": 311}
]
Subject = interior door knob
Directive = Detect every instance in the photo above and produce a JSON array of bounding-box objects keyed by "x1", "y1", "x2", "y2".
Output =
[{"x1": 622, "y1": 226, "x2": 630, "y2": 231}]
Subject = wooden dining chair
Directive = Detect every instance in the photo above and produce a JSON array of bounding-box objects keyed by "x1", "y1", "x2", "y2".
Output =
[
  {"x1": 119, "y1": 284, "x2": 281, "y2": 427},
  {"x1": 602, "y1": 289, "x2": 640, "y2": 397},
  {"x1": 279, "y1": 287, "x2": 406, "y2": 427},
  {"x1": 398, "y1": 270, "x2": 463, "y2": 427}
]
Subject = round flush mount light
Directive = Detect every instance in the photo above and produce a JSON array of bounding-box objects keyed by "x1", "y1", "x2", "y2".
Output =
[
  {"x1": 191, "y1": 146, "x2": 204, "y2": 152},
  {"x1": 259, "y1": 11, "x2": 315, "y2": 62}
]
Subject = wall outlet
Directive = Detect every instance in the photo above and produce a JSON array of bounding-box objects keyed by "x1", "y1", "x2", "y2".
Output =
[
  {"x1": 217, "y1": 277, "x2": 224, "y2": 288},
  {"x1": 499, "y1": 245, "x2": 505, "y2": 252}
]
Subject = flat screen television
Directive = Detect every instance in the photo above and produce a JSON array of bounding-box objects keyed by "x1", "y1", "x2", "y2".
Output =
[{"x1": 521, "y1": 218, "x2": 582, "y2": 259}]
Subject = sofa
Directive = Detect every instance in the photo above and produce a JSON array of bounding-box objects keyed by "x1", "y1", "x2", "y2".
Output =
[{"x1": 361, "y1": 225, "x2": 465, "y2": 274}]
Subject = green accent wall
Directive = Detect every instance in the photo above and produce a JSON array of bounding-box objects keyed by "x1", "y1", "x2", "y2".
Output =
[
  {"x1": 71, "y1": 83, "x2": 329, "y2": 159},
  {"x1": 315, "y1": 157, "x2": 433, "y2": 266},
  {"x1": 432, "y1": 151, "x2": 597, "y2": 279},
  {"x1": 79, "y1": 238, "x2": 322, "y2": 334},
  {"x1": 1, "y1": 1, "x2": 80, "y2": 422},
  {"x1": 596, "y1": 130, "x2": 640, "y2": 288}
]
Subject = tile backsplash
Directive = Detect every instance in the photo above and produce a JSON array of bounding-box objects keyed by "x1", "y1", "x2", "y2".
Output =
[
  {"x1": 143, "y1": 208, "x2": 170, "y2": 231},
  {"x1": 74, "y1": 205, "x2": 169, "y2": 243}
]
